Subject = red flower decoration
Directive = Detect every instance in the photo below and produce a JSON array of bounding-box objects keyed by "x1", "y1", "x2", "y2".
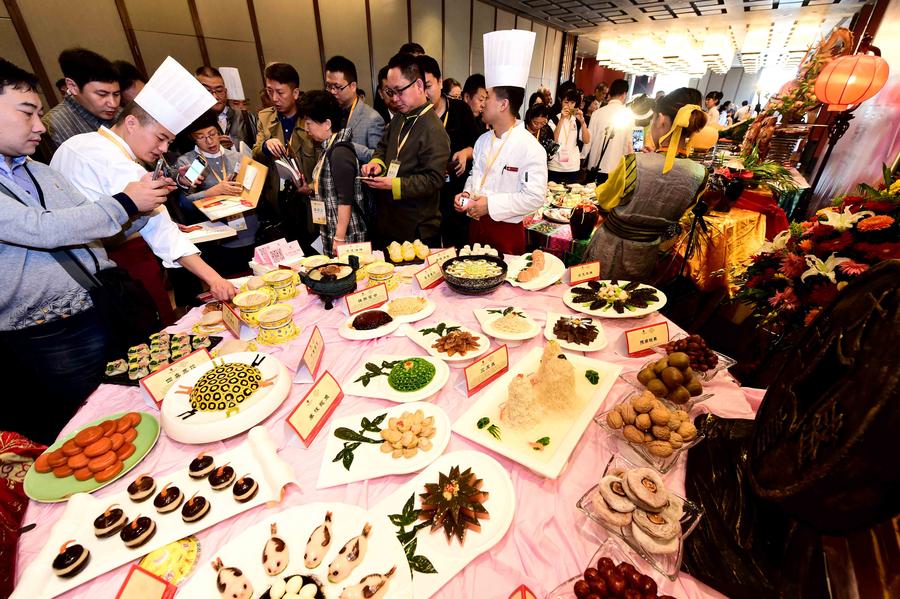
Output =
[
  {"x1": 804, "y1": 308, "x2": 821, "y2": 326},
  {"x1": 769, "y1": 287, "x2": 799, "y2": 311},
  {"x1": 816, "y1": 231, "x2": 854, "y2": 252},
  {"x1": 855, "y1": 242, "x2": 900, "y2": 260},
  {"x1": 780, "y1": 253, "x2": 806, "y2": 278},
  {"x1": 857, "y1": 215, "x2": 895, "y2": 231},
  {"x1": 838, "y1": 260, "x2": 869, "y2": 276},
  {"x1": 863, "y1": 201, "x2": 896, "y2": 213},
  {"x1": 808, "y1": 223, "x2": 835, "y2": 239},
  {"x1": 809, "y1": 284, "x2": 838, "y2": 307},
  {"x1": 799, "y1": 239, "x2": 814, "y2": 253},
  {"x1": 841, "y1": 195, "x2": 865, "y2": 206}
]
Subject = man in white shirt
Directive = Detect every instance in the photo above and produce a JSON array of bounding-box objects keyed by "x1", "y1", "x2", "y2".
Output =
[
  {"x1": 52, "y1": 57, "x2": 236, "y2": 303},
  {"x1": 734, "y1": 100, "x2": 751, "y2": 123},
  {"x1": 584, "y1": 78, "x2": 633, "y2": 184},
  {"x1": 455, "y1": 30, "x2": 547, "y2": 255}
]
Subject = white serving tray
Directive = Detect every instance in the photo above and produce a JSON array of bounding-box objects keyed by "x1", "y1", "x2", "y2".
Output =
[
  {"x1": 562, "y1": 281, "x2": 667, "y2": 319},
  {"x1": 316, "y1": 402, "x2": 450, "y2": 489},
  {"x1": 544, "y1": 311, "x2": 608, "y2": 352},
  {"x1": 370, "y1": 450, "x2": 515, "y2": 599},
  {"x1": 452, "y1": 347, "x2": 622, "y2": 478},
  {"x1": 12, "y1": 427, "x2": 296, "y2": 599},
  {"x1": 506, "y1": 252, "x2": 566, "y2": 291},
  {"x1": 344, "y1": 355, "x2": 450, "y2": 404},
  {"x1": 404, "y1": 321, "x2": 491, "y2": 365},
  {"x1": 179, "y1": 502, "x2": 413, "y2": 598},
  {"x1": 473, "y1": 307, "x2": 542, "y2": 342},
  {"x1": 160, "y1": 352, "x2": 291, "y2": 444}
]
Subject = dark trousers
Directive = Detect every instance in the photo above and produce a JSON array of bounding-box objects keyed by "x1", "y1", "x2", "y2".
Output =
[
  {"x1": 279, "y1": 188, "x2": 318, "y2": 256},
  {"x1": 439, "y1": 184, "x2": 469, "y2": 249},
  {"x1": 0, "y1": 309, "x2": 108, "y2": 445}
]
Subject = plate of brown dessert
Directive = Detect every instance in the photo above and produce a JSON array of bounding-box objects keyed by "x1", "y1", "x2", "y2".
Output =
[
  {"x1": 339, "y1": 309, "x2": 401, "y2": 340},
  {"x1": 544, "y1": 312, "x2": 607, "y2": 352}
]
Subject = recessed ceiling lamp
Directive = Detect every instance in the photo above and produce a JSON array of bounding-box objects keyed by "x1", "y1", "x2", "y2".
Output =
[
  {"x1": 701, "y1": 31, "x2": 734, "y2": 75},
  {"x1": 741, "y1": 25, "x2": 770, "y2": 74}
]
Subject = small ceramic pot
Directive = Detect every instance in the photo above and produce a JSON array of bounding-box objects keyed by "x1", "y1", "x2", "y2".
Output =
[
  {"x1": 263, "y1": 269, "x2": 298, "y2": 300},
  {"x1": 232, "y1": 290, "x2": 273, "y2": 326},
  {"x1": 256, "y1": 303, "x2": 299, "y2": 345}
]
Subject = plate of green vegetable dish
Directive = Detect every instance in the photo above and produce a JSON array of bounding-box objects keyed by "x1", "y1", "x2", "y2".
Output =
[{"x1": 344, "y1": 354, "x2": 450, "y2": 403}]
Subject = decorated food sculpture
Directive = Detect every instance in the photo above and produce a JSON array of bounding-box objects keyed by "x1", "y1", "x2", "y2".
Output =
[
  {"x1": 303, "y1": 511, "x2": 333, "y2": 568},
  {"x1": 516, "y1": 250, "x2": 546, "y2": 283},
  {"x1": 419, "y1": 465, "x2": 489, "y2": 545},
  {"x1": 570, "y1": 280, "x2": 660, "y2": 314},
  {"x1": 553, "y1": 316, "x2": 600, "y2": 346},
  {"x1": 213, "y1": 557, "x2": 253, "y2": 599},
  {"x1": 127, "y1": 474, "x2": 156, "y2": 502},
  {"x1": 328, "y1": 523, "x2": 371, "y2": 583},
  {"x1": 503, "y1": 341, "x2": 575, "y2": 429},
  {"x1": 94, "y1": 505, "x2": 128, "y2": 538},
  {"x1": 263, "y1": 523, "x2": 290, "y2": 576},
  {"x1": 379, "y1": 409, "x2": 436, "y2": 458},
  {"x1": 182, "y1": 493, "x2": 211, "y2": 523},
  {"x1": 120, "y1": 515, "x2": 156, "y2": 548},
  {"x1": 176, "y1": 361, "x2": 276, "y2": 416},
  {"x1": 233, "y1": 475, "x2": 258, "y2": 503},
  {"x1": 52, "y1": 541, "x2": 90, "y2": 578},
  {"x1": 387, "y1": 359, "x2": 436, "y2": 393},
  {"x1": 339, "y1": 566, "x2": 397, "y2": 599}
]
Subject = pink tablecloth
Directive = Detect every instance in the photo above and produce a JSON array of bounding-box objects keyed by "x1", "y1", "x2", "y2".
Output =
[{"x1": 15, "y1": 276, "x2": 760, "y2": 599}]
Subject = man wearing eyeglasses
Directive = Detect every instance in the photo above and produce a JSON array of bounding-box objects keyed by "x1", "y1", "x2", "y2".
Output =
[
  {"x1": 324, "y1": 56, "x2": 384, "y2": 163},
  {"x1": 196, "y1": 66, "x2": 253, "y2": 150},
  {"x1": 360, "y1": 53, "x2": 450, "y2": 249}
]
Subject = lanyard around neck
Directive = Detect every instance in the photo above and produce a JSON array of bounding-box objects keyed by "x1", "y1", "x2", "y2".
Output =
[
  {"x1": 313, "y1": 134, "x2": 338, "y2": 196},
  {"x1": 98, "y1": 128, "x2": 137, "y2": 164},
  {"x1": 395, "y1": 103, "x2": 434, "y2": 160},
  {"x1": 477, "y1": 130, "x2": 511, "y2": 192},
  {"x1": 347, "y1": 97, "x2": 359, "y2": 125}
]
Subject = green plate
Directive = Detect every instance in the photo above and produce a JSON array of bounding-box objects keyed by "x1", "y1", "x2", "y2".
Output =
[{"x1": 24, "y1": 412, "x2": 160, "y2": 503}]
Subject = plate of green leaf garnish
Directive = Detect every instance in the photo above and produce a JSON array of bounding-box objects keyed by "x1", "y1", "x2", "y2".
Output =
[{"x1": 344, "y1": 354, "x2": 450, "y2": 403}]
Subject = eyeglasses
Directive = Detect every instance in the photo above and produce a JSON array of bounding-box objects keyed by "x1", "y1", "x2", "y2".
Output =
[
  {"x1": 325, "y1": 82, "x2": 350, "y2": 93},
  {"x1": 194, "y1": 133, "x2": 219, "y2": 143},
  {"x1": 447, "y1": 93, "x2": 461, "y2": 100},
  {"x1": 203, "y1": 85, "x2": 227, "y2": 96},
  {"x1": 383, "y1": 79, "x2": 416, "y2": 99}
]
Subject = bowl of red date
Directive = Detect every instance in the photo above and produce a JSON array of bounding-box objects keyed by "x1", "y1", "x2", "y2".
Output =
[{"x1": 546, "y1": 538, "x2": 677, "y2": 599}]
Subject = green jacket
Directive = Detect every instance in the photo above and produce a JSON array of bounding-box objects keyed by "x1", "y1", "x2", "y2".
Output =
[{"x1": 370, "y1": 103, "x2": 450, "y2": 244}]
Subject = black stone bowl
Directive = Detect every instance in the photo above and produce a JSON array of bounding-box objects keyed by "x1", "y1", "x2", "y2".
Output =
[
  {"x1": 300, "y1": 255, "x2": 359, "y2": 309},
  {"x1": 441, "y1": 255, "x2": 508, "y2": 296}
]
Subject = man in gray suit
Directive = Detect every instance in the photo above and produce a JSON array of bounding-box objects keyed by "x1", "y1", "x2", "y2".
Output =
[
  {"x1": 196, "y1": 66, "x2": 254, "y2": 150},
  {"x1": 324, "y1": 56, "x2": 385, "y2": 162}
]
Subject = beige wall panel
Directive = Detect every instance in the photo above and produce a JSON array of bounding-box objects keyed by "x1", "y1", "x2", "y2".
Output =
[
  {"x1": 545, "y1": 28, "x2": 562, "y2": 96},
  {"x1": 442, "y1": 0, "x2": 470, "y2": 83},
  {"x1": 253, "y1": 0, "x2": 322, "y2": 90},
  {"x1": 319, "y1": 0, "x2": 373, "y2": 100},
  {"x1": 136, "y1": 31, "x2": 203, "y2": 76},
  {"x1": 123, "y1": 0, "x2": 195, "y2": 36},
  {"x1": 496, "y1": 9, "x2": 514, "y2": 30},
  {"x1": 515, "y1": 15, "x2": 531, "y2": 31},
  {"x1": 19, "y1": 0, "x2": 132, "y2": 83},
  {"x1": 530, "y1": 23, "x2": 546, "y2": 78},
  {"x1": 207, "y1": 39, "x2": 263, "y2": 102},
  {"x1": 410, "y1": 0, "x2": 441, "y2": 64},
  {"x1": 0, "y1": 4, "x2": 8, "y2": 17},
  {"x1": 196, "y1": 0, "x2": 253, "y2": 41},
  {"x1": 470, "y1": 1, "x2": 494, "y2": 75},
  {"x1": 371, "y1": 0, "x2": 409, "y2": 75},
  {"x1": 0, "y1": 19, "x2": 30, "y2": 73}
]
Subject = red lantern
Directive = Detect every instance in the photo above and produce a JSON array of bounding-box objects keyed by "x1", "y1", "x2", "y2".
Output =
[{"x1": 814, "y1": 54, "x2": 890, "y2": 111}]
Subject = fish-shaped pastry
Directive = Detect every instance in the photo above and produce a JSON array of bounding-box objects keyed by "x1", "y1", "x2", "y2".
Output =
[
  {"x1": 327, "y1": 523, "x2": 371, "y2": 583},
  {"x1": 304, "y1": 511, "x2": 333, "y2": 568}
]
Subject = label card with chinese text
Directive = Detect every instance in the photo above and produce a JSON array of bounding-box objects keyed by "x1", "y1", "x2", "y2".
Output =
[
  {"x1": 140, "y1": 349, "x2": 212, "y2": 406},
  {"x1": 624, "y1": 321, "x2": 669, "y2": 357},
  {"x1": 426, "y1": 247, "x2": 456, "y2": 266},
  {"x1": 336, "y1": 241, "x2": 372, "y2": 260},
  {"x1": 115, "y1": 565, "x2": 177, "y2": 599},
  {"x1": 569, "y1": 261, "x2": 601, "y2": 285},
  {"x1": 508, "y1": 585, "x2": 538, "y2": 599},
  {"x1": 294, "y1": 326, "x2": 325, "y2": 383},
  {"x1": 344, "y1": 283, "x2": 388, "y2": 315},
  {"x1": 464, "y1": 345, "x2": 509, "y2": 396},
  {"x1": 222, "y1": 302, "x2": 256, "y2": 341},
  {"x1": 414, "y1": 261, "x2": 444, "y2": 290},
  {"x1": 287, "y1": 372, "x2": 343, "y2": 446}
]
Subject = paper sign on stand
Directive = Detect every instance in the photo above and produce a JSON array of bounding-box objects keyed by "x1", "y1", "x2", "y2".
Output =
[
  {"x1": 623, "y1": 321, "x2": 669, "y2": 357},
  {"x1": 464, "y1": 345, "x2": 509, "y2": 396},
  {"x1": 569, "y1": 261, "x2": 601, "y2": 285},
  {"x1": 287, "y1": 372, "x2": 343, "y2": 447},
  {"x1": 426, "y1": 247, "x2": 456, "y2": 266},
  {"x1": 294, "y1": 326, "x2": 325, "y2": 383},
  {"x1": 139, "y1": 349, "x2": 212, "y2": 406},
  {"x1": 193, "y1": 156, "x2": 267, "y2": 221},
  {"x1": 222, "y1": 302, "x2": 256, "y2": 341},
  {"x1": 415, "y1": 261, "x2": 444, "y2": 290},
  {"x1": 508, "y1": 585, "x2": 538, "y2": 599},
  {"x1": 344, "y1": 283, "x2": 388, "y2": 315},
  {"x1": 336, "y1": 241, "x2": 372, "y2": 260},
  {"x1": 115, "y1": 565, "x2": 177, "y2": 599}
]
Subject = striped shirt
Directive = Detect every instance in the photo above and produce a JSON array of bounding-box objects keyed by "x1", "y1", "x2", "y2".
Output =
[{"x1": 42, "y1": 95, "x2": 114, "y2": 156}]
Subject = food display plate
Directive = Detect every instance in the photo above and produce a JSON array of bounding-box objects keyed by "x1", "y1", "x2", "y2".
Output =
[
  {"x1": 506, "y1": 252, "x2": 566, "y2": 291},
  {"x1": 344, "y1": 354, "x2": 450, "y2": 403},
  {"x1": 575, "y1": 455, "x2": 703, "y2": 581},
  {"x1": 452, "y1": 347, "x2": 621, "y2": 479},
  {"x1": 473, "y1": 307, "x2": 542, "y2": 342},
  {"x1": 316, "y1": 402, "x2": 451, "y2": 489},
  {"x1": 618, "y1": 361, "x2": 714, "y2": 413},
  {"x1": 404, "y1": 321, "x2": 491, "y2": 365},
  {"x1": 160, "y1": 352, "x2": 291, "y2": 444},
  {"x1": 384, "y1": 295, "x2": 436, "y2": 324},
  {"x1": 179, "y1": 502, "x2": 412, "y2": 599},
  {"x1": 543, "y1": 312, "x2": 608, "y2": 352},
  {"x1": 563, "y1": 281, "x2": 667, "y2": 319},
  {"x1": 103, "y1": 335, "x2": 222, "y2": 386},
  {"x1": 370, "y1": 450, "x2": 514, "y2": 599},
  {"x1": 546, "y1": 538, "x2": 666, "y2": 599},
  {"x1": 25, "y1": 412, "x2": 160, "y2": 503},
  {"x1": 650, "y1": 333, "x2": 737, "y2": 382},
  {"x1": 338, "y1": 311, "x2": 402, "y2": 341},
  {"x1": 12, "y1": 427, "x2": 295, "y2": 599}
]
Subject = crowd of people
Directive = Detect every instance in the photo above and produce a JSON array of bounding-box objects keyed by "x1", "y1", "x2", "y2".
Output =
[{"x1": 1, "y1": 33, "x2": 724, "y2": 443}]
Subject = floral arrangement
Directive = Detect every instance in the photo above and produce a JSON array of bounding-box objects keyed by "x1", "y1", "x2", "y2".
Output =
[{"x1": 734, "y1": 164, "x2": 899, "y2": 333}]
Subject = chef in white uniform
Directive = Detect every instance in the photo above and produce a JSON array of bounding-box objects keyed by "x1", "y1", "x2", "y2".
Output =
[
  {"x1": 51, "y1": 57, "x2": 236, "y2": 301},
  {"x1": 455, "y1": 30, "x2": 547, "y2": 255}
]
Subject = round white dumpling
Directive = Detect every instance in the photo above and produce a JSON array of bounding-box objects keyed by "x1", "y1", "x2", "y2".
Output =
[
  {"x1": 283, "y1": 594, "x2": 301, "y2": 599},
  {"x1": 268, "y1": 579, "x2": 287, "y2": 599},
  {"x1": 298, "y1": 584, "x2": 319, "y2": 599},
  {"x1": 286, "y1": 575, "x2": 304, "y2": 594}
]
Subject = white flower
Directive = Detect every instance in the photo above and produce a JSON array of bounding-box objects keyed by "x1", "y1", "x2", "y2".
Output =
[
  {"x1": 759, "y1": 229, "x2": 792, "y2": 254},
  {"x1": 819, "y1": 207, "x2": 874, "y2": 232},
  {"x1": 800, "y1": 253, "x2": 850, "y2": 284}
]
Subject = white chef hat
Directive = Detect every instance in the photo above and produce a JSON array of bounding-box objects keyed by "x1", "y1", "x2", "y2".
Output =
[
  {"x1": 219, "y1": 67, "x2": 245, "y2": 101},
  {"x1": 135, "y1": 56, "x2": 216, "y2": 134},
  {"x1": 484, "y1": 29, "x2": 536, "y2": 89}
]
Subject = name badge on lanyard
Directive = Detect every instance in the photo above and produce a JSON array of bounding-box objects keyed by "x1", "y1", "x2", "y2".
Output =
[
  {"x1": 386, "y1": 160, "x2": 401, "y2": 179},
  {"x1": 311, "y1": 200, "x2": 327, "y2": 225}
]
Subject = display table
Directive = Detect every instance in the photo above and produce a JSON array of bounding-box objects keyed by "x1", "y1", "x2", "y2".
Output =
[
  {"x1": 678, "y1": 208, "x2": 767, "y2": 295},
  {"x1": 15, "y1": 272, "x2": 760, "y2": 598},
  {"x1": 523, "y1": 214, "x2": 592, "y2": 265}
]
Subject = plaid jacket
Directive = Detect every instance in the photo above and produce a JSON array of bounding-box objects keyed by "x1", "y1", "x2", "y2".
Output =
[{"x1": 314, "y1": 128, "x2": 368, "y2": 255}]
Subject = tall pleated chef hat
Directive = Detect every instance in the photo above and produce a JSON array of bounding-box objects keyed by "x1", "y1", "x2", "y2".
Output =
[
  {"x1": 219, "y1": 67, "x2": 245, "y2": 101},
  {"x1": 483, "y1": 29, "x2": 536, "y2": 89},
  {"x1": 134, "y1": 56, "x2": 216, "y2": 134}
]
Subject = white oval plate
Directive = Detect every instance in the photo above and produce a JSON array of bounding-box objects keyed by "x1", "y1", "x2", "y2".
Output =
[
  {"x1": 506, "y1": 252, "x2": 566, "y2": 291},
  {"x1": 344, "y1": 354, "x2": 450, "y2": 403},
  {"x1": 384, "y1": 295, "x2": 436, "y2": 324},
  {"x1": 404, "y1": 321, "x2": 491, "y2": 364},
  {"x1": 473, "y1": 308, "x2": 541, "y2": 342},
  {"x1": 370, "y1": 450, "x2": 515, "y2": 599},
  {"x1": 543, "y1": 311, "x2": 608, "y2": 352},
  {"x1": 317, "y1": 402, "x2": 451, "y2": 489},
  {"x1": 563, "y1": 280, "x2": 667, "y2": 318},
  {"x1": 178, "y1": 502, "x2": 412, "y2": 599},
  {"x1": 339, "y1": 311, "x2": 402, "y2": 340}
]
